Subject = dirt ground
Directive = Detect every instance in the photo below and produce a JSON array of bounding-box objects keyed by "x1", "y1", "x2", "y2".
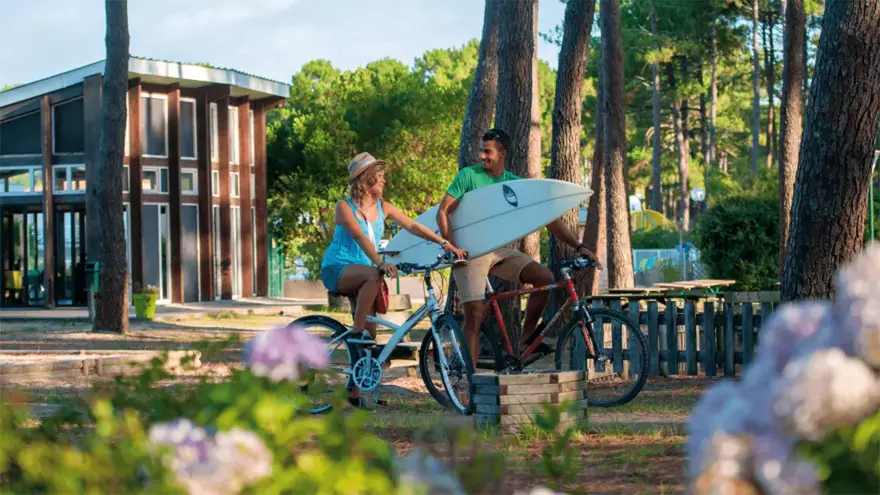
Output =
[{"x1": 0, "y1": 314, "x2": 710, "y2": 494}]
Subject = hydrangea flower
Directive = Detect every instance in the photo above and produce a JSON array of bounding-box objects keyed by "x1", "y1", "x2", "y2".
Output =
[
  {"x1": 394, "y1": 449, "x2": 466, "y2": 495},
  {"x1": 148, "y1": 419, "x2": 272, "y2": 495},
  {"x1": 772, "y1": 347, "x2": 880, "y2": 442},
  {"x1": 834, "y1": 244, "x2": 880, "y2": 367},
  {"x1": 756, "y1": 302, "x2": 831, "y2": 373},
  {"x1": 244, "y1": 323, "x2": 330, "y2": 381}
]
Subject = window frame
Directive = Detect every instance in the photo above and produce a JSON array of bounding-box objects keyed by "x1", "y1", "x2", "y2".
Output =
[
  {"x1": 211, "y1": 170, "x2": 220, "y2": 197},
  {"x1": 141, "y1": 93, "x2": 169, "y2": 158},
  {"x1": 180, "y1": 97, "x2": 198, "y2": 160},
  {"x1": 51, "y1": 96, "x2": 85, "y2": 155},
  {"x1": 210, "y1": 103, "x2": 218, "y2": 163},
  {"x1": 0, "y1": 110, "x2": 43, "y2": 158},
  {"x1": 230, "y1": 172, "x2": 240, "y2": 198},
  {"x1": 0, "y1": 166, "x2": 43, "y2": 196},
  {"x1": 51, "y1": 164, "x2": 87, "y2": 195},
  {"x1": 142, "y1": 166, "x2": 169, "y2": 194},
  {"x1": 228, "y1": 105, "x2": 239, "y2": 165},
  {"x1": 181, "y1": 168, "x2": 198, "y2": 195}
]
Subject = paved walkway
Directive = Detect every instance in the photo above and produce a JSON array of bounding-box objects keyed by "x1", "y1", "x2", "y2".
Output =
[{"x1": 0, "y1": 297, "x2": 324, "y2": 321}]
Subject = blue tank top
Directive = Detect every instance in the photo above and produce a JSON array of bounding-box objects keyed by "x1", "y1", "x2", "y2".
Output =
[{"x1": 322, "y1": 198, "x2": 385, "y2": 268}]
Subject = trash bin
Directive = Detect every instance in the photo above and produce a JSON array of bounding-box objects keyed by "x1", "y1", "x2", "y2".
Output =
[{"x1": 85, "y1": 261, "x2": 100, "y2": 321}]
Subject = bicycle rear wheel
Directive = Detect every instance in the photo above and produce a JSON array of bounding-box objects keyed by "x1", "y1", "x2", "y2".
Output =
[
  {"x1": 286, "y1": 316, "x2": 359, "y2": 414},
  {"x1": 419, "y1": 315, "x2": 475, "y2": 414},
  {"x1": 555, "y1": 308, "x2": 649, "y2": 407}
]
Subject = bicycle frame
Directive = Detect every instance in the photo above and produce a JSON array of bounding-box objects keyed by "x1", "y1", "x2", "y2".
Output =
[{"x1": 480, "y1": 271, "x2": 598, "y2": 365}]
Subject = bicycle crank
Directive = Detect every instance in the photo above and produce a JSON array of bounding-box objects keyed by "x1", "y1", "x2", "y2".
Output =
[{"x1": 352, "y1": 356, "x2": 383, "y2": 391}]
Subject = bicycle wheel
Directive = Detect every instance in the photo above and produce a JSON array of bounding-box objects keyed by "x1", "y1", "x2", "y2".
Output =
[
  {"x1": 555, "y1": 308, "x2": 649, "y2": 407},
  {"x1": 419, "y1": 315, "x2": 475, "y2": 414},
  {"x1": 419, "y1": 320, "x2": 502, "y2": 409},
  {"x1": 286, "y1": 316, "x2": 359, "y2": 414}
]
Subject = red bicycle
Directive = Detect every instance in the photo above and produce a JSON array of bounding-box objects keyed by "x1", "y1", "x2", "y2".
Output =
[{"x1": 419, "y1": 257, "x2": 649, "y2": 414}]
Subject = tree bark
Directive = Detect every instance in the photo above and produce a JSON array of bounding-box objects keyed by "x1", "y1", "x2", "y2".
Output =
[
  {"x1": 709, "y1": 17, "x2": 718, "y2": 167},
  {"x1": 92, "y1": 0, "x2": 130, "y2": 333},
  {"x1": 778, "y1": 0, "x2": 805, "y2": 278},
  {"x1": 548, "y1": 0, "x2": 596, "y2": 317},
  {"x1": 525, "y1": 0, "x2": 542, "y2": 264},
  {"x1": 580, "y1": 40, "x2": 606, "y2": 297},
  {"x1": 670, "y1": 59, "x2": 691, "y2": 232},
  {"x1": 751, "y1": 0, "x2": 762, "y2": 173},
  {"x1": 764, "y1": 5, "x2": 777, "y2": 169},
  {"x1": 699, "y1": 68, "x2": 710, "y2": 167},
  {"x1": 601, "y1": 0, "x2": 634, "y2": 289},
  {"x1": 650, "y1": 0, "x2": 664, "y2": 211},
  {"x1": 493, "y1": 0, "x2": 537, "y2": 341},
  {"x1": 459, "y1": 0, "x2": 500, "y2": 170},
  {"x1": 781, "y1": 0, "x2": 880, "y2": 301}
]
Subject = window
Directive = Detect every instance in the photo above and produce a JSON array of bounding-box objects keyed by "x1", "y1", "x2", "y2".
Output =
[
  {"x1": 52, "y1": 165, "x2": 86, "y2": 193},
  {"x1": 0, "y1": 111, "x2": 41, "y2": 156},
  {"x1": 141, "y1": 94, "x2": 168, "y2": 157},
  {"x1": 231, "y1": 172, "x2": 240, "y2": 197},
  {"x1": 53, "y1": 98, "x2": 85, "y2": 154},
  {"x1": 123, "y1": 165, "x2": 130, "y2": 192},
  {"x1": 142, "y1": 167, "x2": 169, "y2": 193},
  {"x1": 250, "y1": 173, "x2": 256, "y2": 199},
  {"x1": 212, "y1": 170, "x2": 219, "y2": 196},
  {"x1": 181, "y1": 169, "x2": 198, "y2": 194},
  {"x1": 249, "y1": 110, "x2": 255, "y2": 165},
  {"x1": 0, "y1": 167, "x2": 42, "y2": 195},
  {"x1": 210, "y1": 103, "x2": 218, "y2": 162},
  {"x1": 228, "y1": 106, "x2": 239, "y2": 164},
  {"x1": 180, "y1": 98, "x2": 197, "y2": 159}
]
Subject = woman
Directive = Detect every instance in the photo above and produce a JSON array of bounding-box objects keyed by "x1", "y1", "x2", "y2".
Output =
[{"x1": 321, "y1": 152, "x2": 466, "y2": 404}]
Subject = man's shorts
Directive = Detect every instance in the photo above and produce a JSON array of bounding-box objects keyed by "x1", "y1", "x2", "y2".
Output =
[{"x1": 452, "y1": 248, "x2": 535, "y2": 303}]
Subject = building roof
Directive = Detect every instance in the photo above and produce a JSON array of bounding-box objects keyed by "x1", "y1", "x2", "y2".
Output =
[{"x1": 0, "y1": 56, "x2": 291, "y2": 109}]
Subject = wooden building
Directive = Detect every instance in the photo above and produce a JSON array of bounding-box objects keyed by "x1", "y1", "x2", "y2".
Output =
[{"x1": 0, "y1": 57, "x2": 289, "y2": 308}]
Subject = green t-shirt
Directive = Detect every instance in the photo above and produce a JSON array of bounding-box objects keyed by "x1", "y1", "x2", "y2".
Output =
[{"x1": 445, "y1": 165, "x2": 521, "y2": 200}]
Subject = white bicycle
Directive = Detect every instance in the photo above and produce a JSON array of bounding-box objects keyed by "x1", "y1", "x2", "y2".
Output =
[{"x1": 289, "y1": 252, "x2": 473, "y2": 414}]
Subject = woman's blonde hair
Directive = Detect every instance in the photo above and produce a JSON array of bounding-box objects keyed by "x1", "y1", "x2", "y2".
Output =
[{"x1": 349, "y1": 163, "x2": 386, "y2": 204}]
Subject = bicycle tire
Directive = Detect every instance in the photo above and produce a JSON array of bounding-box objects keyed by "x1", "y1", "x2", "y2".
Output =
[
  {"x1": 286, "y1": 315, "x2": 360, "y2": 414},
  {"x1": 555, "y1": 308, "x2": 649, "y2": 407},
  {"x1": 419, "y1": 320, "x2": 502, "y2": 409},
  {"x1": 418, "y1": 315, "x2": 475, "y2": 414}
]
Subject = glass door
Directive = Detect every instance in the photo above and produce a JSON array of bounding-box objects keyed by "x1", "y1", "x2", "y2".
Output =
[{"x1": 55, "y1": 208, "x2": 87, "y2": 306}]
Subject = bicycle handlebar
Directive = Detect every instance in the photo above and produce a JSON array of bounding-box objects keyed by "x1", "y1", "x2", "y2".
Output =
[
  {"x1": 561, "y1": 257, "x2": 602, "y2": 271},
  {"x1": 396, "y1": 252, "x2": 463, "y2": 275}
]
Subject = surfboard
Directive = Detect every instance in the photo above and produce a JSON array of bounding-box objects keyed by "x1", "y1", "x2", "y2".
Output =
[{"x1": 382, "y1": 178, "x2": 592, "y2": 268}]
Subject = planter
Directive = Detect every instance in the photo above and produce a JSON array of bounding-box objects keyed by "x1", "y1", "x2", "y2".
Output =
[{"x1": 133, "y1": 293, "x2": 158, "y2": 319}]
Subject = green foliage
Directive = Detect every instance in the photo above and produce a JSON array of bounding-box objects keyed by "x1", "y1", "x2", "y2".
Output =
[
  {"x1": 865, "y1": 186, "x2": 879, "y2": 243},
  {"x1": 631, "y1": 227, "x2": 680, "y2": 249},
  {"x1": 531, "y1": 402, "x2": 583, "y2": 492},
  {"x1": 1, "y1": 83, "x2": 20, "y2": 92},
  {"x1": 798, "y1": 409, "x2": 880, "y2": 495},
  {"x1": 693, "y1": 193, "x2": 780, "y2": 290}
]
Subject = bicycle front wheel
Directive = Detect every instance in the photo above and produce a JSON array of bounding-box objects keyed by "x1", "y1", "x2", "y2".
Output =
[
  {"x1": 421, "y1": 315, "x2": 474, "y2": 415},
  {"x1": 555, "y1": 308, "x2": 649, "y2": 407}
]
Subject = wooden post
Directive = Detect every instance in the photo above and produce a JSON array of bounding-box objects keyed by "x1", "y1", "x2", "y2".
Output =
[
  {"x1": 610, "y1": 298, "x2": 623, "y2": 374},
  {"x1": 702, "y1": 301, "x2": 716, "y2": 376},
  {"x1": 628, "y1": 301, "x2": 641, "y2": 377},
  {"x1": 238, "y1": 103, "x2": 253, "y2": 298},
  {"x1": 127, "y1": 82, "x2": 144, "y2": 291},
  {"x1": 647, "y1": 301, "x2": 660, "y2": 374},
  {"x1": 724, "y1": 303, "x2": 736, "y2": 376},
  {"x1": 40, "y1": 96, "x2": 55, "y2": 308},
  {"x1": 167, "y1": 85, "x2": 183, "y2": 303},
  {"x1": 216, "y1": 99, "x2": 231, "y2": 299},
  {"x1": 685, "y1": 300, "x2": 697, "y2": 376},
  {"x1": 666, "y1": 301, "x2": 679, "y2": 374},
  {"x1": 592, "y1": 299, "x2": 605, "y2": 373},
  {"x1": 742, "y1": 303, "x2": 755, "y2": 366}
]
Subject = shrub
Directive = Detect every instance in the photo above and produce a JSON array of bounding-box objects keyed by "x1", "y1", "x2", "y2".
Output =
[
  {"x1": 686, "y1": 246, "x2": 880, "y2": 494},
  {"x1": 692, "y1": 193, "x2": 779, "y2": 291},
  {"x1": 631, "y1": 227, "x2": 680, "y2": 249}
]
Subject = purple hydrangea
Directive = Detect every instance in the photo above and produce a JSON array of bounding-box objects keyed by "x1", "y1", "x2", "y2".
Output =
[
  {"x1": 148, "y1": 419, "x2": 272, "y2": 495},
  {"x1": 834, "y1": 245, "x2": 880, "y2": 367},
  {"x1": 756, "y1": 301, "x2": 831, "y2": 374},
  {"x1": 244, "y1": 323, "x2": 330, "y2": 382}
]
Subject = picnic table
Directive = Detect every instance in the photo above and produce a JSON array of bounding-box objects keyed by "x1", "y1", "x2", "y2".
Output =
[{"x1": 591, "y1": 279, "x2": 738, "y2": 307}]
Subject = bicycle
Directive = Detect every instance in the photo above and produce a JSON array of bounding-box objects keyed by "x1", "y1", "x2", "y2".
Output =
[
  {"x1": 289, "y1": 252, "x2": 474, "y2": 414},
  {"x1": 420, "y1": 257, "x2": 649, "y2": 413}
]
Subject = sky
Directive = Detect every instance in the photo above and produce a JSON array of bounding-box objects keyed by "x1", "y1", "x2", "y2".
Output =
[{"x1": 0, "y1": 0, "x2": 567, "y2": 88}]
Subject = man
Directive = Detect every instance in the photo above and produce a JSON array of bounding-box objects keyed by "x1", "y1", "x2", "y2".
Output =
[{"x1": 436, "y1": 128, "x2": 600, "y2": 366}]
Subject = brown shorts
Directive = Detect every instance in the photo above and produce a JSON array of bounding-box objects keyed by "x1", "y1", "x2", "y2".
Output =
[{"x1": 452, "y1": 248, "x2": 536, "y2": 303}]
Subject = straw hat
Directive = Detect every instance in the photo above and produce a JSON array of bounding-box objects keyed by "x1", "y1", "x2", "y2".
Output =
[{"x1": 348, "y1": 152, "x2": 386, "y2": 181}]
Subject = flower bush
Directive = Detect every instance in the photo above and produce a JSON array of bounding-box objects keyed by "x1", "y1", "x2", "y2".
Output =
[{"x1": 687, "y1": 244, "x2": 880, "y2": 494}]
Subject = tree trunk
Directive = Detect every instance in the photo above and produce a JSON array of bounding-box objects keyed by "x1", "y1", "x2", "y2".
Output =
[
  {"x1": 458, "y1": 0, "x2": 501, "y2": 170},
  {"x1": 764, "y1": 5, "x2": 777, "y2": 169},
  {"x1": 525, "y1": 0, "x2": 542, "y2": 264},
  {"x1": 778, "y1": 0, "x2": 805, "y2": 278},
  {"x1": 548, "y1": 0, "x2": 596, "y2": 317},
  {"x1": 709, "y1": 17, "x2": 718, "y2": 167},
  {"x1": 751, "y1": 0, "x2": 762, "y2": 173},
  {"x1": 670, "y1": 60, "x2": 691, "y2": 232},
  {"x1": 601, "y1": 0, "x2": 634, "y2": 289},
  {"x1": 699, "y1": 68, "x2": 709, "y2": 166},
  {"x1": 781, "y1": 0, "x2": 880, "y2": 301},
  {"x1": 92, "y1": 0, "x2": 130, "y2": 333},
  {"x1": 493, "y1": 0, "x2": 537, "y2": 342},
  {"x1": 650, "y1": 0, "x2": 663, "y2": 211},
  {"x1": 580, "y1": 40, "x2": 606, "y2": 297}
]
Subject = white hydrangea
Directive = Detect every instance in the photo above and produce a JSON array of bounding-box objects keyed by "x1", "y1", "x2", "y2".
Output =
[
  {"x1": 689, "y1": 432, "x2": 757, "y2": 495},
  {"x1": 772, "y1": 347, "x2": 880, "y2": 442},
  {"x1": 395, "y1": 449, "x2": 466, "y2": 495},
  {"x1": 834, "y1": 243, "x2": 880, "y2": 364}
]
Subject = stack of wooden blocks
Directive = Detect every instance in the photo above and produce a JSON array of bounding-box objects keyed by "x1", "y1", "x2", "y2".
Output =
[{"x1": 472, "y1": 370, "x2": 589, "y2": 433}]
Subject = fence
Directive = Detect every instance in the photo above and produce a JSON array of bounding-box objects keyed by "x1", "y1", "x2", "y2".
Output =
[{"x1": 587, "y1": 293, "x2": 780, "y2": 378}]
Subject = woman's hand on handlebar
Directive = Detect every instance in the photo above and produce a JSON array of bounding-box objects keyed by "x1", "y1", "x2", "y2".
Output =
[{"x1": 378, "y1": 262, "x2": 398, "y2": 278}]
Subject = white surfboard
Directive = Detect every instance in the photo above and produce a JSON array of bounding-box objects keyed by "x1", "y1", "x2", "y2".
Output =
[{"x1": 382, "y1": 178, "x2": 592, "y2": 268}]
